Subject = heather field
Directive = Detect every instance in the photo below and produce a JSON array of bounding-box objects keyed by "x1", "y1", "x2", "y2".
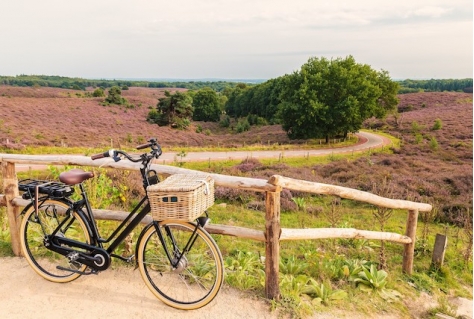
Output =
[
  {"x1": 0, "y1": 86, "x2": 291, "y2": 148},
  {"x1": 0, "y1": 86, "x2": 472, "y2": 217},
  {"x1": 0, "y1": 86, "x2": 472, "y2": 318}
]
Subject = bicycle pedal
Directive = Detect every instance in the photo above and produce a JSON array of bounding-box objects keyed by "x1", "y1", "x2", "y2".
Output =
[{"x1": 56, "y1": 265, "x2": 98, "y2": 276}]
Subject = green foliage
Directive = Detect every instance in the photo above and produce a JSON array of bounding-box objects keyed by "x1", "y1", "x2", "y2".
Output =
[
  {"x1": 432, "y1": 118, "x2": 443, "y2": 130},
  {"x1": 353, "y1": 264, "x2": 388, "y2": 291},
  {"x1": 247, "y1": 114, "x2": 267, "y2": 126},
  {"x1": 92, "y1": 88, "x2": 105, "y2": 97},
  {"x1": 224, "y1": 250, "x2": 265, "y2": 290},
  {"x1": 105, "y1": 86, "x2": 128, "y2": 105},
  {"x1": 280, "y1": 255, "x2": 309, "y2": 275},
  {"x1": 219, "y1": 115, "x2": 231, "y2": 128},
  {"x1": 429, "y1": 136, "x2": 439, "y2": 150},
  {"x1": 278, "y1": 56, "x2": 399, "y2": 140},
  {"x1": 192, "y1": 87, "x2": 221, "y2": 122},
  {"x1": 303, "y1": 279, "x2": 347, "y2": 306},
  {"x1": 414, "y1": 133, "x2": 423, "y2": 144},
  {"x1": 0, "y1": 74, "x2": 250, "y2": 91},
  {"x1": 291, "y1": 197, "x2": 306, "y2": 212},
  {"x1": 236, "y1": 118, "x2": 250, "y2": 133},
  {"x1": 411, "y1": 121, "x2": 422, "y2": 133},
  {"x1": 148, "y1": 90, "x2": 193, "y2": 128},
  {"x1": 225, "y1": 78, "x2": 284, "y2": 124},
  {"x1": 174, "y1": 117, "x2": 191, "y2": 130},
  {"x1": 47, "y1": 166, "x2": 127, "y2": 209},
  {"x1": 398, "y1": 78, "x2": 473, "y2": 93}
]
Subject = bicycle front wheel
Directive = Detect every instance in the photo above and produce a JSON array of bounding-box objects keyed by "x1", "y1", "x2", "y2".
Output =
[
  {"x1": 19, "y1": 199, "x2": 92, "y2": 283},
  {"x1": 137, "y1": 220, "x2": 224, "y2": 310}
]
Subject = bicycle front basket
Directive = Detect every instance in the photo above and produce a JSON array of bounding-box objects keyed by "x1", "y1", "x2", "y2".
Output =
[{"x1": 147, "y1": 174, "x2": 214, "y2": 221}]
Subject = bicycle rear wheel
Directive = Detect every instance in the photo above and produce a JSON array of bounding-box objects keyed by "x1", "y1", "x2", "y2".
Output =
[
  {"x1": 19, "y1": 199, "x2": 92, "y2": 283},
  {"x1": 137, "y1": 220, "x2": 224, "y2": 310}
]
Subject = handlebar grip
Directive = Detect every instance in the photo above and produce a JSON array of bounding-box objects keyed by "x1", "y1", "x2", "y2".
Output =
[
  {"x1": 91, "y1": 150, "x2": 114, "y2": 160},
  {"x1": 136, "y1": 143, "x2": 151, "y2": 150}
]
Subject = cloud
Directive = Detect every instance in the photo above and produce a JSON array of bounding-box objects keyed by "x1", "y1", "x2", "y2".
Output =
[{"x1": 0, "y1": 0, "x2": 472, "y2": 78}]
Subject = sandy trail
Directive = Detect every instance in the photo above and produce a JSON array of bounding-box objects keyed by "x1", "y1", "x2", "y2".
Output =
[
  {"x1": 0, "y1": 256, "x2": 274, "y2": 319},
  {"x1": 1, "y1": 257, "x2": 472, "y2": 319}
]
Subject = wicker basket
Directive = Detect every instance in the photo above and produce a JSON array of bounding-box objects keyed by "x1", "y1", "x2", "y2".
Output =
[{"x1": 147, "y1": 174, "x2": 214, "y2": 221}]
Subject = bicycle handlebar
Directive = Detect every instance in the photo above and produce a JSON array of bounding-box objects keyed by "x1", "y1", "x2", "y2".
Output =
[
  {"x1": 91, "y1": 138, "x2": 162, "y2": 164},
  {"x1": 91, "y1": 150, "x2": 115, "y2": 160}
]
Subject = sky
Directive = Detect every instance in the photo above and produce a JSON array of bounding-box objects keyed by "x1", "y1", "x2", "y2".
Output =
[{"x1": 1, "y1": 0, "x2": 472, "y2": 80}]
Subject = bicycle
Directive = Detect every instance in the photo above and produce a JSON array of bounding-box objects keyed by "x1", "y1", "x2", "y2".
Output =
[{"x1": 18, "y1": 138, "x2": 224, "y2": 310}]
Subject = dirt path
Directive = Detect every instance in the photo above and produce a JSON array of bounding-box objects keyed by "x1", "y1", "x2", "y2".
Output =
[
  {"x1": 13, "y1": 131, "x2": 389, "y2": 171},
  {"x1": 0, "y1": 256, "x2": 275, "y2": 319},
  {"x1": 1, "y1": 257, "x2": 472, "y2": 319}
]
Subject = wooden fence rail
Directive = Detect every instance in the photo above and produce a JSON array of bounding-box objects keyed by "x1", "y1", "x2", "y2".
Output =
[{"x1": 0, "y1": 153, "x2": 432, "y2": 300}]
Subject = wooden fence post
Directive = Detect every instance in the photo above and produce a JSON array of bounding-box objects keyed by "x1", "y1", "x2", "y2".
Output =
[
  {"x1": 402, "y1": 209, "x2": 418, "y2": 274},
  {"x1": 265, "y1": 190, "x2": 281, "y2": 300},
  {"x1": 432, "y1": 234, "x2": 448, "y2": 268},
  {"x1": 1, "y1": 162, "x2": 22, "y2": 256}
]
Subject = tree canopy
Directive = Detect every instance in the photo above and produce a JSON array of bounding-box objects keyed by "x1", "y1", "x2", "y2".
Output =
[
  {"x1": 191, "y1": 87, "x2": 221, "y2": 121},
  {"x1": 147, "y1": 90, "x2": 193, "y2": 129},
  {"x1": 278, "y1": 56, "x2": 399, "y2": 141}
]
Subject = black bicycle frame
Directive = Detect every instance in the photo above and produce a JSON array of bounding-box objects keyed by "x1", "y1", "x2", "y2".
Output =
[{"x1": 77, "y1": 184, "x2": 152, "y2": 255}]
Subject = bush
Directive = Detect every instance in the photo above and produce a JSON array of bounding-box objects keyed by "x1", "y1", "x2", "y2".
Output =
[
  {"x1": 432, "y1": 118, "x2": 443, "y2": 130},
  {"x1": 220, "y1": 115, "x2": 231, "y2": 128},
  {"x1": 92, "y1": 88, "x2": 105, "y2": 97},
  {"x1": 236, "y1": 118, "x2": 250, "y2": 133},
  {"x1": 105, "y1": 86, "x2": 128, "y2": 105}
]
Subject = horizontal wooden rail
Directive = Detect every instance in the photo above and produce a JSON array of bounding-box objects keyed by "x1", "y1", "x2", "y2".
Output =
[
  {"x1": 268, "y1": 175, "x2": 432, "y2": 212},
  {"x1": 0, "y1": 154, "x2": 277, "y2": 193},
  {"x1": 1, "y1": 153, "x2": 432, "y2": 301}
]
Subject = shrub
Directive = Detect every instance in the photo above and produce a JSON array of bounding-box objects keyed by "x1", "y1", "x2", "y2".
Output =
[
  {"x1": 236, "y1": 118, "x2": 250, "y2": 133},
  {"x1": 432, "y1": 118, "x2": 443, "y2": 130},
  {"x1": 92, "y1": 88, "x2": 105, "y2": 97},
  {"x1": 429, "y1": 136, "x2": 439, "y2": 150},
  {"x1": 105, "y1": 86, "x2": 128, "y2": 105},
  {"x1": 220, "y1": 115, "x2": 231, "y2": 128}
]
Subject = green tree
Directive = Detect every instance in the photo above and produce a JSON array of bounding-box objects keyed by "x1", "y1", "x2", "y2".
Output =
[
  {"x1": 192, "y1": 87, "x2": 221, "y2": 121},
  {"x1": 92, "y1": 88, "x2": 105, "y2": 97},
  {"x1": 148, "y1": 90, "x2": 193, "y2": 128},
  {"x1": 279, "y1": 56, "x2": 399, "y2": 141},
  {"x1": 105, "y1": 86, "x2": 128, "y2": 105}
]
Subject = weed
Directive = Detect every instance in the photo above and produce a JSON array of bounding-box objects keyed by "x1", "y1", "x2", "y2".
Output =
[
  {"x1": 303, "y1": 279, "x2": 347, "y2": 306},
  {"x1": 224, "y1": 250, "x2": 265, "y2": 290}
]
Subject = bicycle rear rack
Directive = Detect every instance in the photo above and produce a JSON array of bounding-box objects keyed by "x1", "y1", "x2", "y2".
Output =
[
  {"x1": 19, "y1": 179, "x2": 75, "y2": 214},
  {"x1": 19, "y1": 179, "x2": 75, "y2": 198}
]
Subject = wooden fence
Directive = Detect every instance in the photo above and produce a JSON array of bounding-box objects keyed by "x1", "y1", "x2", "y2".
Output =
[{"x1": 0, "y1": 153, "x2": 432, "y2": 300}]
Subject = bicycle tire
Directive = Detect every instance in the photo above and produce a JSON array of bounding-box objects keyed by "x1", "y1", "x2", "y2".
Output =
[
  {"x1": 19, "y1": 199, "x2": 92, "y2": 283},
  {"x1": 137, "y1": 220, "x2": 224, "y2": 310}
]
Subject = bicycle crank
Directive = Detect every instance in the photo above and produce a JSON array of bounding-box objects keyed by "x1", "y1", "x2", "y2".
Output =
[{"x1": 45, "y1": 235, "x2": 111, "y2": 271}]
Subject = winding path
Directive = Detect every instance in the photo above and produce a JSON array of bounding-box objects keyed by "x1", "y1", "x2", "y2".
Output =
[
  {"x1": 15, "y1": 131, "x2": 391, "y2": 171},
  {"x1": 174, "y1": 131, "x2": 389, "y2": 162}
]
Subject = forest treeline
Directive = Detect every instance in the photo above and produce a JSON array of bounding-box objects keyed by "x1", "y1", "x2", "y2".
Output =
[
  {"x1": 398, "y1": 78, "x2": 473, "y2": 93},
  {"x1": 0, "y1": 74, "x2": 471, "y2": 93},
  {"x1": 0, "y1": 75, "x2": 242, "y2": 92}
]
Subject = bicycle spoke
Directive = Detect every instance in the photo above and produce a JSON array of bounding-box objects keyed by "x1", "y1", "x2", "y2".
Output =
[{"x1": 138, "y1": 221, "x2": 223, "y2": 310}]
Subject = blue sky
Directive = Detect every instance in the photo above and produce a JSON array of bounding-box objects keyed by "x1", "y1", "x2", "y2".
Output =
[{"x1": 1, "y1": 0, "x2": 472, "y2": 80}]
